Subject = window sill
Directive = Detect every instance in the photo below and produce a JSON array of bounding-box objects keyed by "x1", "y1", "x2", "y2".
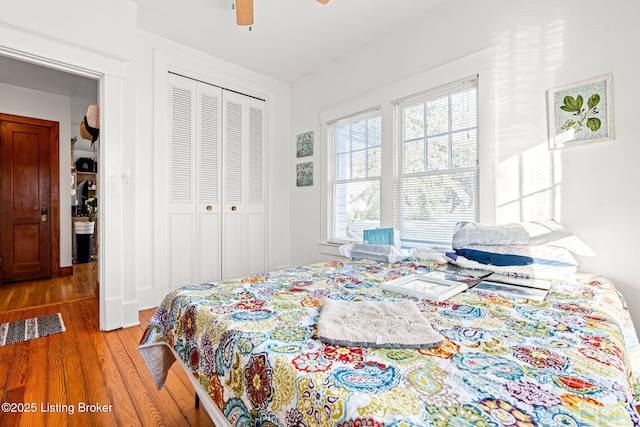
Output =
[{"x1": 318, "y1": 241, "x2": 344, "y2": 257}]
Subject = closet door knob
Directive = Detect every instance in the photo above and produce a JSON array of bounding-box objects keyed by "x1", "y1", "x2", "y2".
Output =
[
  {"x1": 231, "y1": 206, "x2": 237, "y2": 211},
  {"x1": 206, "y1": 205, "x2": 212, "y2": 211}
]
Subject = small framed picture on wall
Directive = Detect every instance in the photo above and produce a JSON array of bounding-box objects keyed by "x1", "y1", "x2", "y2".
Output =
[
  {"x1": 296, "y1": 162, "x2": 313, "y2": 187},
  {"x1": 296, "y1": 131, "x2": 314, "y2": 157}
]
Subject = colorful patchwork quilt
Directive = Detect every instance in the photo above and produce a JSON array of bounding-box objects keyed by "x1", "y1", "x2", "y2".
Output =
[{"x1": 139, "y1": 258, "x2": 640, "y2": 426}]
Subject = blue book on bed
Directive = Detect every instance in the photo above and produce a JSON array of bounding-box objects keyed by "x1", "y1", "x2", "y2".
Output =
[{"x1": 363, "y1": 228, "x2": 394, "y2": 245}]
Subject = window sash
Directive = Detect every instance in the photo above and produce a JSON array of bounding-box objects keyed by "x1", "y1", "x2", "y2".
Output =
[
  {"x1": 393, "y1": 77, "x2": 478, "y2": 246},
  {"x1": 329, "y1": 109, "x2": 381, "y2": 243}
]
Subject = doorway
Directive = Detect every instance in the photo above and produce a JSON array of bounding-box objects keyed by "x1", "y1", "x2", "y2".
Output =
[
  {"x1": 0, "y1": 56, "x2": 101, "y2": 319},
  {"x1": 0, "y1": 113, "x2": 60, "y2": 282},
  {"x1": 0, "y1": 27, "x2": 133, "y2": 330}
]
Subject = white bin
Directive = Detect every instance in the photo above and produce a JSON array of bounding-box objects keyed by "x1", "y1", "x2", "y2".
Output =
[{"x1": 74, "y1": 221, "x2": 95, "y2": 234}]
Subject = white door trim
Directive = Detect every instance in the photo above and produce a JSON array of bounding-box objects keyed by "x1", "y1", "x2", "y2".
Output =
[{"x1": 0, "y1": 21, "x2": 131, "y2": 331}]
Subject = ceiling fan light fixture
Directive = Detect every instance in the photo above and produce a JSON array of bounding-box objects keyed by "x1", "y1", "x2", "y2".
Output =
[
  {"x1": 234, "y1": 0, "x2": 328, "y2": 28},
  {"x1": 235, "y1": 0, "x2": 254, "y2": 26}
]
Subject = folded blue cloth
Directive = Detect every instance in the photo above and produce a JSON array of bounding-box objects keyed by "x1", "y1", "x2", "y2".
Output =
[{"x1": 453, "y1": 248, "x2": 574, "y2": 267}]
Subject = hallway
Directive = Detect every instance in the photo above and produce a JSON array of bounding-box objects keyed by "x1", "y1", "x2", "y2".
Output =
[{"x1": 0, "y1": 263, "x2": 97, "y2": 312}]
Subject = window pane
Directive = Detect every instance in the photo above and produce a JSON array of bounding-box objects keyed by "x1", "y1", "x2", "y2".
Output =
[
  {"x1": 336, "y1": 152, "x2": 350, "y2": 180},
  {"x1": 427, "y1": 135, "x2": 449, "y2": 171},
  {"x1": 368, "y1": 115, "x2": 382, "y2": 145},
  {"x1": 404, "y1": 140, "x2": 424, "y2": 174},
  {"x1": 426, "y1": 97, "x2": 448, "y2": 136},
  {"x1": 369, "y1": 146, "x2": 381, "y2": 176},
  {"x1": 335, "y1": 125, "x2": 351, "y2": 153},
  {"x1": 333, "y1": 180, "x2": 380, "y2": 241},
  {"x1": 352, "y1": 150, "x2": 367, "y2": 179},
  {"x1": 351, "y1": 120, "x2": 366, "y2": 151},
  {"x1": 451, "y1": 89, "x2": 477, "y2": 131},
  {"x1": 404, "y1": 104, "x2": 424, "y2": 140},
  {"x1": 401, "y1": 171, "x2": 476, "y2": 244},
  {"x1": 451, "y1": 129, "x2": 477, "y2": 169}
]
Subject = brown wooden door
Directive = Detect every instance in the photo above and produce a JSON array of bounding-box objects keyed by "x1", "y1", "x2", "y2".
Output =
[{"x1": 0, "y1": 114, "x2": 60, "y2": 282}]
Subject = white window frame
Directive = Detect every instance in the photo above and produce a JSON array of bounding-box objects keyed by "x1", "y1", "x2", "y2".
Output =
[
  {"x1": 317, "y1": 49, "x2": 496, "y2": 256},
  {"x1": 393, "y1": 76, "x2": 479, "y2": 247},
  {"x1": 328, "y1": 108, "x2": 382, "y2": 243}
]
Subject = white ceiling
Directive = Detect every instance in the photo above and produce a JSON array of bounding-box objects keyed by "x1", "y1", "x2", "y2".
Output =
[
  {"x1": 0, "y1": 55, "x2": 97, "y2": 99},
  {"x1": 133, "y1": 0, "x2": 450, "y2": 83},
  {"x1": 0, "y1": 0, "x2": 448, "y2": 101}
]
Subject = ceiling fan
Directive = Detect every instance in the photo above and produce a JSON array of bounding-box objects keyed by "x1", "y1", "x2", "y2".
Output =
[{"x1": 235, "y1": 0, "x2": 329, "y2": 26}]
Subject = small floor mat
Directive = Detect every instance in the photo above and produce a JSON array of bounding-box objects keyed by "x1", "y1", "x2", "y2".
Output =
[{"x1": 0, "y1": 313, "x2": 66, "y2": 346}]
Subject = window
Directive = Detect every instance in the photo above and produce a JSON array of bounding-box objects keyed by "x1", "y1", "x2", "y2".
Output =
[
  {"x1": 329, "y1": 109, "x2": 381, "y2": 242},
  {"x1": 393, "y1": 77, "x2": 478, "y2": 246}
]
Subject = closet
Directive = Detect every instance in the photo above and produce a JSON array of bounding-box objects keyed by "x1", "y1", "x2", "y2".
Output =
[{"x1": 166, "y1": 73, "x2": 266, "y2": 289}]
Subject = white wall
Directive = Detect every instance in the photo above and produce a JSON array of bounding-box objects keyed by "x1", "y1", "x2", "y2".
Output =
[
  {"x1": 289, "y1": 0, "x2": 640, "y2": 331},
  {"x1": 0, "y1": 83, "x2": 73, "y2": 267}
]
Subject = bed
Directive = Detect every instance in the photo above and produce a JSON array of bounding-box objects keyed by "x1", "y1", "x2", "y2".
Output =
[{"x1": 139, "y1": 254, "x2": 640, "y2": 426}]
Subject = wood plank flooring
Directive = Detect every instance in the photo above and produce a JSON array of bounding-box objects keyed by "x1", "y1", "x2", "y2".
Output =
[
  {"x1": 0, "y1": 263, "x2": 98, "y2": 312},
  {"x1": 0, "y1": 265, "x2": 215, "y2": 426}
]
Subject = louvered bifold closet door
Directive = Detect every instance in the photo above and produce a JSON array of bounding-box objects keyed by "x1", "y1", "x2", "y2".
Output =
[
  {"x1": 168, "y1": 74, "x2": 197, "y2": 289},
  {"x1": 168, "y1": 74, "x2": 223, "y2": 290},
  {"x1": 196, "y1": 83, "x2": 223, "y2": 283},
  {"x1": 222, "y1": 91, "x2": 266, "y2": 279}
]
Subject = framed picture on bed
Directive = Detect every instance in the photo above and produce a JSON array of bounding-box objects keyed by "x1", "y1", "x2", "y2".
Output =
[
  {"x1": 474, "y1": 280, "x2": 548, "y2": 301},
  {"x1": 485, "y1": 273, "x2": 551, "y2": 290},
  {"x1": 547, "y1": 73, "x2": 614, "y2": 149},
  {"x1": 380, "y1": 273, "x2": 468, "y2": 301}
]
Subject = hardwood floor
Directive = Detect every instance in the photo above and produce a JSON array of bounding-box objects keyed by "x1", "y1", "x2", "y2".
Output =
[
  {"x1": 0, "y1": 265, "x2": 215, "y2": 426},
  {"x1": 0, "y1": 263, "x2": 98, "y2": 312}
]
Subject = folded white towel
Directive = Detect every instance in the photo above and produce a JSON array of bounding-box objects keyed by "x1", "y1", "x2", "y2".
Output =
[{"x1": 317, "y1": 299, "x2": 443, "y2": 349}]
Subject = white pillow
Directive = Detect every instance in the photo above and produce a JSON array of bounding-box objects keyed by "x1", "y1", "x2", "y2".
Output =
[
  {"x1": 339, "y1": 243, "x2": 416, "y2": 263},
  {"x1": 452, "y1": 221, "x2": 594, "y2": 256},
  {"x1": 446, "y1": 244, "x2": 578, "y2": 280}
]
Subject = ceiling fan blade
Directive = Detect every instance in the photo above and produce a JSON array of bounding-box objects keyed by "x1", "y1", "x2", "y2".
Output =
[
  {"x1": 236, "y1": 0, "x2": 254, "y2": 26},
  {"x1": 316, "y1": 0, "x2": 330, "y2": 4}
]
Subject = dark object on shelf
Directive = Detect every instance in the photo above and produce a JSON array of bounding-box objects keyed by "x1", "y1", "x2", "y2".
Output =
[
  {"x1": 75, "y1": 157, "x2": 95, "y2": 172},
  {"x1": 76, "y1": 180, "x2": 89, "y2": 216}
]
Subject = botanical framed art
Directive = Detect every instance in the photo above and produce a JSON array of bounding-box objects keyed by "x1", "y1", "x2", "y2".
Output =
[
  {"x1": 547, "y1": 73, "x2": 614, "y2": 149},
  {"x1": 296, "y1": 162, "x2": 313, "y2": 186},
  {"x1": 296, "y1": 131, "x2": 314, "y2": 157}
]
